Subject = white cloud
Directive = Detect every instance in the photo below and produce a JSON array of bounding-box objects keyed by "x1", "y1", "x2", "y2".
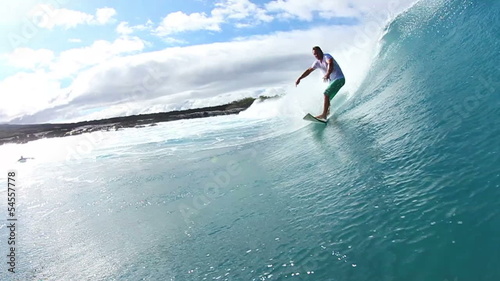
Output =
[
  {"x1": 5, "y1": 48, "x2": 54, "y2": 69},
  {"x1": 2, "y1": 36, "x2": 145, "y2": 79},
  {"x1": 266, "y1": 0, "x2": 369, "y2": 21},
  {"x1": 69, "y1": 38, "x2": 82, "y2": 43},
  {"x1": 160, "y1": 37, "x2": 188, "y2": 45},
  {"x1": 29, "y1": 5, "x2": 117, "y2": 29},
  {"x1": 0, "y1": 71, "x2": 64, "y2": 119},
  {"x1": 155, "y1": 11, "x2": 222, "y2": 36},
  {"x1": 49, "y1": 37, "x2": 145, "y2": 79},
  {"x1": 154, "y1": 0, "x2": 272, "y2": 37},
  {"x1": 95, "y1": 7, "x2": 116, "y2": 24},
  {"x1": 117, "y1": 22, "x2": 134, "y2": 35},
  {"x1": 0, "y1": 0, "x2": 40, "y2": 25},
  {"x1": 212, "y1": 0, "x2": 273, "y2": 23},
  {"x1": 152, "y1": 0, "x2": 418, "y2": 39},
  {"x1": 265, "y1": 0, "x2": 415, "y2": 21},
  {"x1": 117, "y1": 20, "x2": 154, "y2": 35},
  {"x1": 0, "y1": 36, "x2": 147, "y2": 121}
]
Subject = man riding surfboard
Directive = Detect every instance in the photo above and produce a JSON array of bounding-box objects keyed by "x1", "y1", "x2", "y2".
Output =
[{"x1": 295, "y1": 46, "x2": 345, "y2": 120}]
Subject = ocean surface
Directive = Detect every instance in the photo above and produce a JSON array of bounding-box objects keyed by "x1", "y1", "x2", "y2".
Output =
[{"x1": 1, "y1": 0, "x2": 499, "y2": 280}]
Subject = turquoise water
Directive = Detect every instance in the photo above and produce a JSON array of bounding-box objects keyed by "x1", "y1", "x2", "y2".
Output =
[{"x1": 1, "y1": 0, "x2": 499, "y2": 280}]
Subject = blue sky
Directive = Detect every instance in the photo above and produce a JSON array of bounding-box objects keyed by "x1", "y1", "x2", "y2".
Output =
[{"x1": 0, "y1": 0, "x2": 416, "y2": 123}]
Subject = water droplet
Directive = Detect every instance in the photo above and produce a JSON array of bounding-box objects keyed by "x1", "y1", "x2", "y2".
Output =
[{"x1": 352, "y1": 264, "x2": 357, "y2": 267}]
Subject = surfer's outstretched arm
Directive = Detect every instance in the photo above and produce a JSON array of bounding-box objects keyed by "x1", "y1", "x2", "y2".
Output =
[{"x1": 295, "y1": 68, "x2": 314, "y2": 86}]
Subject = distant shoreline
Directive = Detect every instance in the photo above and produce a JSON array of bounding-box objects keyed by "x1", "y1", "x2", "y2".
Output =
[{"x1": 0, "y1": 98, "x2": 256, "y2": 146}]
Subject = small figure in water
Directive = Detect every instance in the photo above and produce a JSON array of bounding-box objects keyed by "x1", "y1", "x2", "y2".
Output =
[
  {"x1": 18, "y1": 156, "x2": 34, "y2": 162},
  {"x1": 295, "y1": 46, "x2": 346, "y2": 120}
]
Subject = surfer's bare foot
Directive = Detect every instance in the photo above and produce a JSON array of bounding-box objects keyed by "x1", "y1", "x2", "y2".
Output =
[{"x1": 315, "y1": 114, "x2": 326, "y2": 120}]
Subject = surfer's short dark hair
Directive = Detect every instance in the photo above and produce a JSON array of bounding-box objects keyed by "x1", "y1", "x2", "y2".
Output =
[{"x1": 312, "y1": 46, "x2": 323, "y2": 53}]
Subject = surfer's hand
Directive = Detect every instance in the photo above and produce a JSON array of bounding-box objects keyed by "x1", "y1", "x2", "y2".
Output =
[
  {"x1": 323, "y1": 76, "x2": 330, "y2": 82},
  {"x1": 295, "y1": 78, "x2": 301, "y2": 86}
]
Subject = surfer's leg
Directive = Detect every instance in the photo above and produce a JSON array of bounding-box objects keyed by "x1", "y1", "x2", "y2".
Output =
[
  {"x1": 315, "y1": 95, "x2": 330, "y2": 119},
  {"x1": 317, "y1": 78, "x2": 345, "y2": 119}
]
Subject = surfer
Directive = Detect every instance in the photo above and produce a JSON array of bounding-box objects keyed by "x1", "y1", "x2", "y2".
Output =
[
  {"x1": 295, "y1": 46, "x2": 345, "y2": 120},
  {"x1": 18, "y1": 156, "x2": 34, "y2": 162}
]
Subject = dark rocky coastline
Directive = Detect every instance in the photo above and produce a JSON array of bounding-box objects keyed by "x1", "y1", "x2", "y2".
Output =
[{"x1": 0, "y1": 98, "x2": 255, "y2": 146}]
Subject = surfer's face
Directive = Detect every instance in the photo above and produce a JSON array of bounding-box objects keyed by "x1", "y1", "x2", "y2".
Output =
[{"x1": 313, "y1": 49, "x2": 323, "y2": 60}]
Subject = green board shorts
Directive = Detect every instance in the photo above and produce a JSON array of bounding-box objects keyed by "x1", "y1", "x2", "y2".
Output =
[{"x1": 324, "y1": 78, "x2": 345, "y2": 100}]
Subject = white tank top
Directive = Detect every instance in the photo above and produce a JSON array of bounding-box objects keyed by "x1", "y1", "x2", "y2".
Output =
[{"x1": 311, "y1": 53, "x2": 344, "y2": 81}]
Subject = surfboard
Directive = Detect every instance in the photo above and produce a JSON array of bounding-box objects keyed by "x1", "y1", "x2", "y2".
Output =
[{"x1": 303, "y1": 113, "x2": 327, "y2": 124}]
